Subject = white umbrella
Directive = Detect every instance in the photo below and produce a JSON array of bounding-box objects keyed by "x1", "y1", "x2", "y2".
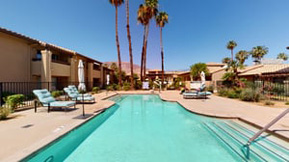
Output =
[
  {"x1": 106, "y1": 74, "x2": 110, "y2": 85},
  {"x1": 78, "y1": 60, "x2": 86, "y2": 91},
  {"x1": 200, "y1": 71, "x2": 206, "y2": 85}
]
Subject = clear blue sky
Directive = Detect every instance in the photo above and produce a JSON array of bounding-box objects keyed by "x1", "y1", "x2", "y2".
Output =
[{"x1": 1, "y1": 0, "x2": 289, "y2": 70}]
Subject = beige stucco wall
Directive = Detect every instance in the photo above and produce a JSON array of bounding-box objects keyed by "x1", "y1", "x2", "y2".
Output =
[
  {"x1": 51, "y1": 62, "x2": 70, "y2": 77},
  {"x1": 0, "y1": 33, "x2": 35, "y2": 82},
  {"x1": 211, "y1": 70, "x2": 226, "y2": 87}
]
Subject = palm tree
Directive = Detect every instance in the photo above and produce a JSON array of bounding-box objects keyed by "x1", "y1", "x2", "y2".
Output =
[
  {"x1": 109, "y1": 0, "x2": 124, "y2": 87},
  {"x1": 277, "y1": 52, "x2": 288, "y2": 61},
  {"x1": 222, "y1": 57, "x2": 231, "y2": 64},
  {"x1": 226, "y1": 41, "x2": 237, "y2": 61},
  {"x1": 156, "y1": 11, "x2": 168, "y2": 85},
  {"x1": 125, "y1": 0, "x2": 134, "y2": 89},
  {"x1": 137, "y1": 0, "x2": 158, "y2": 81},
  {"x1": 251, "y1": 46, "x2": 269, "y2": 64},
  {"x1": 235, "y1": 50, "x2": 249, "y2": 65}
]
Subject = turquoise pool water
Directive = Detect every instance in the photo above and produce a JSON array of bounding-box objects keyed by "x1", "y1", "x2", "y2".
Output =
[{"x1": 23, "y1": 95, "x2": 288, "y2": 162}]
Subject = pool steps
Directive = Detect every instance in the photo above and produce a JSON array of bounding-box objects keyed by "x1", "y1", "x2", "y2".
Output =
[{"x1": 203, "y1": 120, "x2": 289, "y2": 161}]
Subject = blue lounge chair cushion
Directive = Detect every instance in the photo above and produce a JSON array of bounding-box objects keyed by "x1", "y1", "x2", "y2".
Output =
[
  {"x1": 33, "y1": 89, "x2": 76, "y2": 107},
  {"x1": 71, "y1": 96, "x2": 95, "y2": 101},
  {"x1": 68, "y1": 85, "x2": 92, "y2": 97},
  {"x1": 49, "y1": 101, "x2": 76, "y2": 107}
]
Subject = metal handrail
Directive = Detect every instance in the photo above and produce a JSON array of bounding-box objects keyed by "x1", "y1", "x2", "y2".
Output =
[{"x1": 247, "y1": 108, "x2": 289, "y2": 145}]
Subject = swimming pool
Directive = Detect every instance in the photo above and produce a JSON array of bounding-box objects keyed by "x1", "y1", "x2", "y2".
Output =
[{"x1": 23, "y1": 95, "x2": 289, "y2": 161}]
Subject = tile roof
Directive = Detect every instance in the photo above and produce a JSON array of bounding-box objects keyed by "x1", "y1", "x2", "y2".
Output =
[
  {"x1": 239, "y1": 64, "x2": 289, "y2": 76},
  {"x1": 0, "y1": 26, "x2": 102, "y2": 64}
]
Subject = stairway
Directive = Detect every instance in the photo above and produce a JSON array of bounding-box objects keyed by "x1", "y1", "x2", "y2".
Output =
[{"x1": 203, "y1": 120, "x2": 289, "y2": 161}]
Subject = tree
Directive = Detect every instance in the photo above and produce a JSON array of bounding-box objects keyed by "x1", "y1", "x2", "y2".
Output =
[
  {"x1": 109, "y1": 0, "x2": 124, "y2": 87},
  {"x1": 125, "y1": 0, "x2": 134, "y2": 89},
  {"x1": 137, "y1": 0, "x2": 158, "y2": 81},
  {"x1": 277, "y1": 52, "x2": 288, "y2": 61},
  {"x1": 251, "y1": 46, "x2": 268, "y2": 64},
  {"x1": 156, "y1": 11, "x2": 168, "y2": 85},
  {"x1": 226, "y1": 41, "x2": 237, "y2": 61},
  {"x1": 222, "y1": 57, "x2": 231, "y2": 64},
  {"x1": 235, "y1": 50, "x2": 249, "y2": 65},
  {"x1": 190, "y1": 63, "x2": 209, "y2": 80}
]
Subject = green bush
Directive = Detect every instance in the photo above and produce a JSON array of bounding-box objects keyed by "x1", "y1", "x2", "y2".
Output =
[
  {"x1": 0, "y1": 107, "x2": 11, "y2": 120},
  {"x1": 134, "y1": 80, "x2": 142, "y2": 90},
  {"x1": 240, "y1": 88, "x2": 262, "y2": 102},
  {"x1": 4, "y1": 94, "x2": 25, "y2": 111},
  {"x1": 206, "y1": 85, "x2": 214, "y2": 93},
  {"x1": 106, "y1": 85, "x2": 113, "y2": 91},
  {"x1": 92, "y1": 87, "x2": 100, "y2": 93},
  {"x1": 227, "y1": 89, "x2": 239, "y2": 98},
  {"x1": 51, "y1": 91, "x2": 63, "y2": 98},
  {"x1": 285, "y1": 102, "x2": 289, "y2": 105},
  {"x1": 123, "y1": 82, "x2": 131, "y2": 91},
  {"x1": 264, "y1": 100, "x2": 275, "y2": 106},
  {"x1": 218, "y1": 88, "x2": 229, "y2": 97}
]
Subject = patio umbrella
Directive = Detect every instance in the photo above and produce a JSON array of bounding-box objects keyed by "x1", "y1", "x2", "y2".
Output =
[
  {"x1": 200, "y1": 71, "x2": 206, "y2": 84},
  {"x1": 106, "y1": 74, "x2": 110, "y2": 85},
  {"x1": 78, "y1": 60, "x2": 86, "y2": 91}
]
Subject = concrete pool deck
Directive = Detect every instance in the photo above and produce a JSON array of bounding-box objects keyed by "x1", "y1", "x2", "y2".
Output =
[{"x1": 0, "y1": 90, "x2": 289, "y2": 161}]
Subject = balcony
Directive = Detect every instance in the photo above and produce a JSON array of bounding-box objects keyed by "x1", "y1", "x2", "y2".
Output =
[{"x1": 31, "y1": 58, "x2": 71, "y2": 77}]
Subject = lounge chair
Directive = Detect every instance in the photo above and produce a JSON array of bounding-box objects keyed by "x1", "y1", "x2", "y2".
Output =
[
  {"x1": 183, "y1": 91, "x2": 212, "y2": 99},
  {"x1": 68, "y1": 85, "x2": 92, "y2": 98},
  {"x1": 64, "y1": 87, "x2": 95, "y2": 103},
  {"x1": 33, "y1": 89, "x2": 76, "y2": 113}
]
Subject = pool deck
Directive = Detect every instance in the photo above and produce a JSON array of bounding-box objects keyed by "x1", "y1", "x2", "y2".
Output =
[{"x1": 0, "y1": 90, "x2": 289, "y2": 161}]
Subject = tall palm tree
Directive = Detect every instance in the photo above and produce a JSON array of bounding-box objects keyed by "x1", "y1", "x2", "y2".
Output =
[
  {"x1": 109, "y1": 0, "x2": 124, "y2": 87},
  {"x1": 251, "y1": 46, "x2": 269, "y2": 64},
  {"x1": 137, "y1": 4, "x2": 149, "y2": 81},
  {"x1": 125, "y1": 0, "x2": 134, "y2": 89},
  {"x1": 277, "y1": 52, "x2": 288, "y2": 61},
  {"x1": 226, "y1": 41, "x2": 237, "y2": 61},
  {"x1": 235, "y1": 50, "x2": 249, "y2": 65},
  {"x1": 156, "y1": 11, "x2": 168, "y2": 85},
  {"x1": 137, "y1": 0, "x2": 158, "y2": 81}
]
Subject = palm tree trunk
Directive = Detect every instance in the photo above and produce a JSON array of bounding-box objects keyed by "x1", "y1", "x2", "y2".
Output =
[
  {"x1": 115, "y1": 6, "x2": 122, "y2": 87},
  {"x1": 140, "y1": 26, "x2": 146, "y2": 82},
  {"x1": 231, "y1": 49, "x2": 234, "y2": 61},
  {"x1": 125, "y1": 0, "x2": 134, "y2": 89},
  {"x1": 143, "y1": 23, "x2": 150, "y2": 80},
  {"x1": 160, "y1": 27, "x2": 164, "y2": 86}
]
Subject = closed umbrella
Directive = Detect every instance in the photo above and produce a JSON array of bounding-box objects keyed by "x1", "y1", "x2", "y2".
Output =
[
  {"x1": 200, "y1": 71, "x2": 205, "y2": 84},
  {"x1": 106, "y1": 74, "x2": 110, "y2": 85},
  {"x1": 78, "y1": 60, "x2": 86, "y2": 91}
]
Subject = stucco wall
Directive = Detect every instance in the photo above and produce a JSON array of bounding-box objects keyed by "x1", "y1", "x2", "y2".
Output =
[
  {"x1": 0, "y1": 33, "x2": 34, "y2": 82},
  {"x1": 51, "y1": 62, "x2": 71, "y2": 77}
]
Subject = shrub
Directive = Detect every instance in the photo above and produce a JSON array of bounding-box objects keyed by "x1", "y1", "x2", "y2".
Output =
[
  {"x1": 264, "y1": 100, "x2": 275, "y2": 106},
  {"x1": 285, "y1": 102, "x2": 289, "y2": 105},
  {"x1": 240, "y1": 88, "x2": 262, "y2": 102},
  {"x1": 51, "y1": 91, "x2": 63, "y2": 98},
  {"x1": 227, "y1": 89, "x2": 239, "y2": 98},
  {"x1": 0, "y1": 107, "x2": 11, "y2": 120},
  {"x1": 92, "y1": 87, "x2": 100, "y2": 93},
  {"x1": 218, "y1": 88, "x2": 229, "y2": 97},
  {"x1": 106, "y1": 85, "x2": 113, "y2": 91},
  {"x1": 134, "y1": 80, "x2": 142, "y2": 90},
  {"x1": 123, "y1": 82, "x2": 131, "y2": 91},
  {"x1": 4, "y1": 94, "x2": 25, "y2": 111},
  {"x1": 206, "y1": 85, "x2": 214, "y2": 93}
]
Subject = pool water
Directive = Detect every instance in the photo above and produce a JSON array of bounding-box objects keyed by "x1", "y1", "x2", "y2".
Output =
[{"x1": 23, "y1": 95, "x2": 289, "y2": 162}]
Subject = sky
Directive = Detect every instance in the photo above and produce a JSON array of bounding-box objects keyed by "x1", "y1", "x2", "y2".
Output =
[{"x1": 1, "y1": 0, "x2": 289, "y2": 71}]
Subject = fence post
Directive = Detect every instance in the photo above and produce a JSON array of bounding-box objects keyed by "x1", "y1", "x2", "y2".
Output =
[
  {"x1": 0, "y1": 82, "x2": 2, "y2": 106},
  {"x1": 47, "y1": 82, "x2": 50, "y2": 91}
]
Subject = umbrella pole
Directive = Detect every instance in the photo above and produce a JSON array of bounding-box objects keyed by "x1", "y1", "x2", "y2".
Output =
[{"x1": 82, "y1": 93, "x2": 85, "y2": 117}]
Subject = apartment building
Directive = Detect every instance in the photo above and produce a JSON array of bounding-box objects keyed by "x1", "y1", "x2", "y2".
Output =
[{"x1": 0, "y1": 27, "x2": 112, "y2": 90}]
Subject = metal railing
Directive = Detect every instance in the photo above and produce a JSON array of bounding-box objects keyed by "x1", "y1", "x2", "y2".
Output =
[
  {"x1": 247, "y1": 108, "x2": 289, "y2": 145},
  {"x1": 0, "y1": 81, "x2": 99, "y2": 110}
]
